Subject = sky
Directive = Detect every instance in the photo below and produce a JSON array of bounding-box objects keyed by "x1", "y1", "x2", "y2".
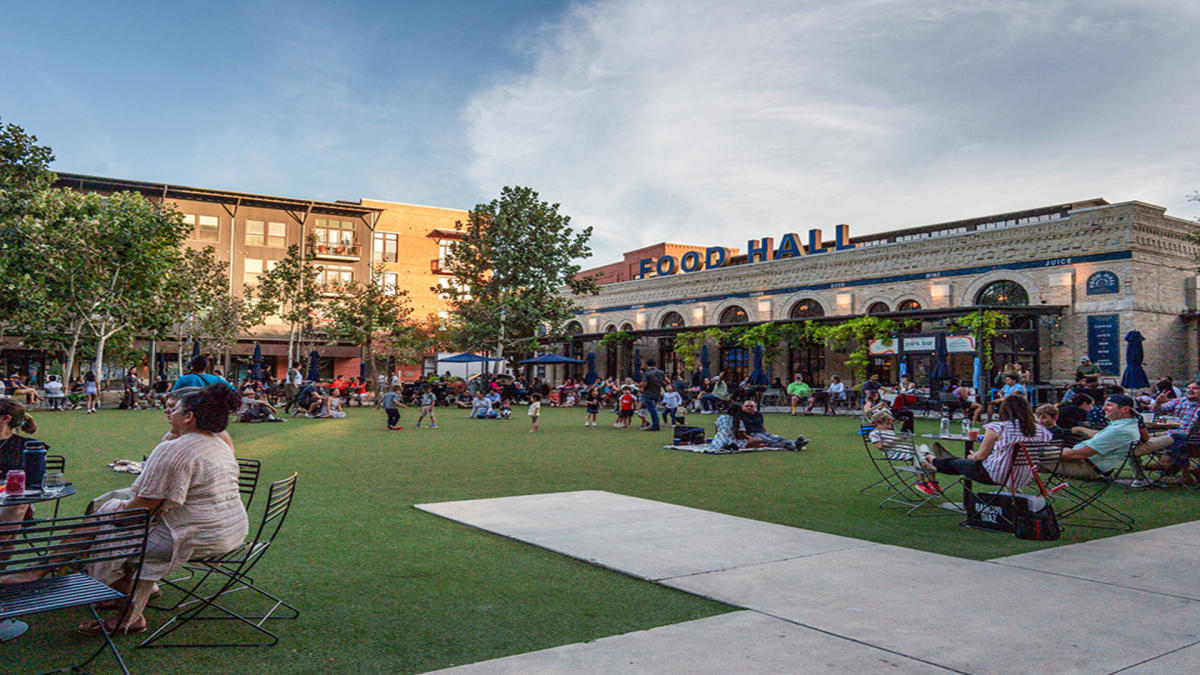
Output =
[{"x1": 3, "y1": 0, "x2": 1198, "y2": 265}]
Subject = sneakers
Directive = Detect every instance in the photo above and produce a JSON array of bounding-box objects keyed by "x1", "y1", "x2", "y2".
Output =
[
  {"x1": 429, "y1": 424, "x2": 438, "y2": 429},
  {"x1": 927, "y1": 479, "x2": 942, "y2": 493},
  {"x1": 914, "y1": 482, "x2": 938, "y2": 496},
  {"x1": 1129, "y1": 478, "x2": 1154, "y2": 489},
  {"x1": 793, "y1": 436, "x2": 809, "y2": 451},
  {"x1": 387, "y1": 425, "x2": 403, "y2": 431}
]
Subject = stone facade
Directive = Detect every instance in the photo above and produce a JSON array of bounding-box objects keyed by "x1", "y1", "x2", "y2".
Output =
[{"x1": 563, "y1": 200, "x2": 1200, "y2": 388}]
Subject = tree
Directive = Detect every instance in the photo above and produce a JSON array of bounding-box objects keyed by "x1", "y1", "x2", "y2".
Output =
[
  {"x1": 254, "y1": 236, "x2": 323, "y2": 364},
  {"x1": 324, "y1": 266, "x2": 415, "y2": 386},
  {"x1": 440, "y1": 186, "x2": 599, "y2": 372},
  {"x1": 0, "y1": 118, "x2": 57, "y2": 335}
]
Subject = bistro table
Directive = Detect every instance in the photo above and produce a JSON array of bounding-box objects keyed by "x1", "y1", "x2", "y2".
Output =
[{"x1": 0, "y1": 484, "x2": 78, "y2": 642}]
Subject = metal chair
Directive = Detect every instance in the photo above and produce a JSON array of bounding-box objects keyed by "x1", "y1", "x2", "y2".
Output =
[
  {"x1": 236, "y1": 458, "x2": 261, "y2": 511},
  {"x1": 139, "y1": 472, "x2": 299, "y2": 649},
  {"x1": 960, "y1": 439, "x2": 1063, "y2": 533},
  {"x1": 1038, "y1": 440, "x2": 1135, "y2": 531},
  {"x1": 0, "y1": 508, "x2": 150, "y2": 675},
  {"x1": 1136, "y1": 421, "x2": 1200, "y2": 491},
  {"x1": 861, "y1": 430, "x2": 959, "y2": 516}
]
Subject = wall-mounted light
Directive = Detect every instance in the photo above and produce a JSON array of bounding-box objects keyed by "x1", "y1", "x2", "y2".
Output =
[
  {"x1": 692, "y1": 306, "x2": 705, "y2": 325},
  {"x1": 836, "y1": 292, "x2": 853, "y2": 313},
  {"x1": 757, "y1": 299, "x2": 772, "y2": 320}
]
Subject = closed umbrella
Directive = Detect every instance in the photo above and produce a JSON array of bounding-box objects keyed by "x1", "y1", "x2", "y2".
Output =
[
  {"x1": 156, "y1": 352, "x2": 167, "y2": 381},
  {"x1": 583, "y1": 352, "x2": 598, "y2": 385},
  {"x1": 699, "y1": 344, "x2": 711, "y2": 380},
  {"x1": 930, "y1": 333, "x2": 952, "y2": 383},
  {"x1": 632, "y1": 349, "x2": 643, "y2": 381},
  {"x1": 251, "y1": 343, "x2": 263, "y2": 381},
  {"x1": 1121, "y1": 330, "x2": 1149, "y2": 389},
  {"x1": 746, "y1": 344, "x2": 769, "y2": 386},
  {"x1": 191, "y1": 340, "x2": 201, "y2": 359},
  {"x1": 307, "y1": 350, "x2": 321, "y2": 382}
]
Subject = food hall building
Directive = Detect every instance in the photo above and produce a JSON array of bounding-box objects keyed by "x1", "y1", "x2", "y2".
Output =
[{"x1": 556, "y1": 198, "x2": 1200, "y2": 394}]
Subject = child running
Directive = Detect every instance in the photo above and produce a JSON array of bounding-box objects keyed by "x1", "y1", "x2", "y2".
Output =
[
  {"x1": 528, "y1": 393, "x2": 541, "y2": 432},
  {"x1": 415, "y1": 385, "x2": 438, "y2": 428},
  {"x1": 616, "y1": 386, "x2": 636, "y2": 428},
  {"x1": 380, "y1": 385, "x2": 408, "y2": 430},
  {"x1": 584, "y1": 389, "x2": 599, "y2": 426}
]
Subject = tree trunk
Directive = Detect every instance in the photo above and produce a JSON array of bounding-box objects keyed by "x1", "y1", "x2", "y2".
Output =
[
  {"x1": 495, "y1": 307, "x2": 505, "y2": 376},
  {"x1": 62, "y1": 324, "x2": 82, "y2": 384}
]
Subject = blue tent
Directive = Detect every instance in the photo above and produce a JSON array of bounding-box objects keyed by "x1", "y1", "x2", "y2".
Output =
[
  {"x1": 251, "y1": 343, "x2": 263, "y2": 381},
  {"x1": 699, "y1": 344, "x2": 711, "y2": 379},
  {"x1": 746, "y1": 344, "x2": 769, "y2": 386},
  {"x1": 438, "y1": 352, "x2": 505, "y2": 380},
  {"x1": 632, "y1": 349, "x2": 643, "y2": 381},
  {"x1": 307, "y1": 350, "x2": 321, "y2": 382},
  {"x1": 517, "y1": 354, "x2": 584, "y2": 364},
  {"x1": 583, "y1": 352, "x2": 598, "y2": 385},
  {"x1": 1121, "y1": 330, "x2": 1149, "y2": 389}
]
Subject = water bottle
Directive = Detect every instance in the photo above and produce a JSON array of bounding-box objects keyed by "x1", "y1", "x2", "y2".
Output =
[
  {"x1": 23, "y1": 440, "x2": 47, "y2": 491},
  {"x1": 961, "y1": 417, "x2": 971, "y2": 438},
  {"x1": 939, "y1": 417, "x2": 950, "y2": 437}
]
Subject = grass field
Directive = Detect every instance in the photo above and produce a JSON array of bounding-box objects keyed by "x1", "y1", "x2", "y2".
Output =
[{"x1": 11, "y1": 404, "x2": 1198, "y2": 673}]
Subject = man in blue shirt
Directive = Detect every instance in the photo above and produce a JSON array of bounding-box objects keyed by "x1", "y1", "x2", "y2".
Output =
[
  {"x1": 1051, "y1": 394, "x2": 1140, "y2": 479},
  {"x1": 975, "y1": 374, "x2": 1026, "y2": 424},
  {"x1": 170, "y1": 356, "x2": 235, "y2": 392}
]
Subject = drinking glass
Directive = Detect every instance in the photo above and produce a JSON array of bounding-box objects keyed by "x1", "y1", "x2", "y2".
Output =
[{"x1": 42, "y1": 471, "x2": 66, "y2": 495}]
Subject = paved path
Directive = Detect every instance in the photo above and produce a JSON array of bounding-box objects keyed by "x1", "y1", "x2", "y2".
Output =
[{"x1": 417, "y1": 491, "x2": 1200, "y2": 674}]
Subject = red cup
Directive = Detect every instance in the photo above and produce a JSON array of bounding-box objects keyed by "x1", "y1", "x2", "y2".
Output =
[
  {"x1": 5, "y1": 470, "x2": 26, "y2": 494},
  {"x1": 968, "y1": 429, "x2": 979, "y2": 441}
]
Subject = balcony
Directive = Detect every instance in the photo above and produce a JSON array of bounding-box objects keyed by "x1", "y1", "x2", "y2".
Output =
[
  {"x1": 313, "y1": 241, "x2": 362, "y2": 261},
  {"x1": 431, "y1": 258, "x2": 448, "y2": 274},
  {"x1": 315, "y1": 282, "x2": 352, "y2": 297}
]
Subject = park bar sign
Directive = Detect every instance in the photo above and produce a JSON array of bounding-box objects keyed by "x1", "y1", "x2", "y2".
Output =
[{"x1": 638, "y1": 225, "x2": 856, "y2": 279}]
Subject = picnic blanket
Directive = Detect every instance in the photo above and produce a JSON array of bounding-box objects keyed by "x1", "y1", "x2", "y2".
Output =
[
  {"x1": 662, "y1": 444, "x2": 792, "y2": 455},
  {"x1": 108, "y1": 459, "x2": 143, "y2": 474}
]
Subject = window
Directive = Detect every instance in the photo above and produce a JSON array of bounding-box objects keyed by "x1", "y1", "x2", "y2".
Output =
[
  {"x1": 374, "y1": 232, "x2": 398, "y2": 263},
  {"x1": 660, "y1": 311, "x2": 685, "y2": 329},
  {"x1": 866, "y1": 302, "x2": 890, "y2": 315},
  {"x1": 719, "y1": 306, "x2": 748, "y2": 324},
  {"x1": 246, "y1": 220, "x2": 286, "y2": 247},
  {"x1": 975, "y1": 280, "x2": 1028, "y2": 306},
  {"x1": 243, "y1": 258, "x2": 277, "y2": 286},
  {"x1": 720, "y1": 346, "x2": 748, "y2": 384},
  {"x1": 313, "y1": 218, "x2": 357, "y2": 254},
  {"x1": 317, "y1": 264, "x2": 354, "y2": 292},
  {"x1": 183, "y1": 214, "x2": 220, "y2": 242},
  {"x1": 789, "y1": 299, "x2": 824, "y2": 318},
  {"x1": 897, "y1": 299, "x2": 922, "y2": 312},
  {"x1": 380, "y1": 272, "x2": 398, "y2": 296},
  {"x1": 566, "y1": 321, "x2": 584, "y2": 335}
]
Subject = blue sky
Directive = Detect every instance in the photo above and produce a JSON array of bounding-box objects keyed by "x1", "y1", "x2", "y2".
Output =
[{"x1": 3, "y1": 1, "x2": 1199, "y2": 264}]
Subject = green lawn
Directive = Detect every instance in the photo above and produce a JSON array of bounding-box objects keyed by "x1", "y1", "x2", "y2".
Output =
[{"x1": 11, "y1": 405, "x2": 1197, "y2": 673}]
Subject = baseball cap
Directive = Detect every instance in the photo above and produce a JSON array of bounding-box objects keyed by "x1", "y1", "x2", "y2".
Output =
[
  {"x1": 1079, "y1": 356, "x2": 1090, "y2": 363},
  {"x1": 1107, "y1": 393, "x2": 1134, "y2": 409}
]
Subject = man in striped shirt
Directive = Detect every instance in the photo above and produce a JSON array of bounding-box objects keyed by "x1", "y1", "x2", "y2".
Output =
[{"x1": 1146, "y1": 381, "x2": 1200, "y2": 473}]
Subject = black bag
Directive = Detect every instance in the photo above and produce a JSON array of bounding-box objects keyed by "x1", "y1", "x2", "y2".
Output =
[
  {"x1": 1014, "y1": 503, "x2": 1061, "y2": 540},
  {"x1": 963, "y1": 491, "x2": 1019, "y2": 533},
  {"x1": 673, "y1": 426, "x2": 705, "y2": 445}
]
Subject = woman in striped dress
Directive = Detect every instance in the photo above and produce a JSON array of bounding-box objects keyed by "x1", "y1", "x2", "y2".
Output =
[{"x1": 920, "y1": 395, "x2": 1049, "y2": 488}]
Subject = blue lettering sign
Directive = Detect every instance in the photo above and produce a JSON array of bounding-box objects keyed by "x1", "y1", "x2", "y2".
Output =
[
  {"x1": 747, "y1": 237, "x2": 774, "y2": 263},
  {"x1": 638, "y1": 258, "x2": 654, "y2": 279},
  {"x1": 1087, "y1": 314, "x2": 1120, "y2": 376},
  {"x1": 705, "y1": 247, "x2": 727, "y2": 269},
  {"x1": 775, "y1": 233, "x2": 803, "y2": 259},
  {"x1": 807, "y1": 228, "x2": 827, "y2": 255},
  {"x1": 1086, "y1": 271, "x2": 1119, "y2": 295},
  {"x1": 680, "y1": 250, "x2": 702, "y2": 272},
  {"x1": 656, "y1": 256, "x2": 677, "y2": 276},
  {"x1": 835, "y1": 224, "x2": 855, "y2": 251}
]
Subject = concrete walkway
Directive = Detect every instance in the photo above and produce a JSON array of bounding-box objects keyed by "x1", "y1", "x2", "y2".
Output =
[{"x1": 417, "y1": 491, "x2": 1200, "y2": 674}]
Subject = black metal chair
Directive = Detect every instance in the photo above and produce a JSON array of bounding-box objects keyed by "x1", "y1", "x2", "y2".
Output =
[
  {"x1": 861, "y1": 430, "x2": 959, "y2": 516},
  {"x1": 960, "y1": 440, "x2": 1062, "y2": 533},
  {"x1": 1136, "y1": 421, "x2": 1200, "y2": 491},
  {"x1": 0, "y1": 508, "x2": 150, "y2": 675},
  {"x1": 139, "y1": 472, "x2": 299, "y2": 649},
  {"x1": 1037, "y1": 440, "x2": 1135, "y2": 531},
  {"x1": 236, "y1": 458, "x2": 261, "y2": 511}
]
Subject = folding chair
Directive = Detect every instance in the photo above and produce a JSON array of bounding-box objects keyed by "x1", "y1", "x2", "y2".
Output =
[
  {"x1": 0, "y1": 508, "x2": 150, "y2": 675},
  {"x1": 961, "y1": 440, "x2": 1062, "y2": 533},
  {"x1": 1035, "y1": 440, "x2": 1134, "y2": 531},
  {"x1": 861, "y1": 430, "x2": 959, "y2": 516},
  {"x1": 1136, "y1": 421, "x2": 1200, "y2": 491},
  {"x1": 44, "y1": 454, "x2": 66, "y2": 518},
  {"x1": 139, "y1": 472, "x2": 299, "y2": 649}
]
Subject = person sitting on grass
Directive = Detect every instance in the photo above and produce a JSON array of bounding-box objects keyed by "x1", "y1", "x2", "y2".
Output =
[
  {"x1": 740, "y1": 399, "x2": 807, "y2": 451},
  {"x1": 710, "y1": 400, "x2": 763, "y2": 452},
  {"x1": 470, "y1": 391, "x2": 497, "y2": 419},
  {"x1": 868, "y1": 410, "x2": 940, "y2": 495},
  {"x1": 920, "y1": 395, "x2": 1049, "y2": 488}
]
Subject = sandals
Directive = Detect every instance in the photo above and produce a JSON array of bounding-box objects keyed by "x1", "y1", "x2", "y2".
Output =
[{"x1": 76, "y1": 616, "x2": 148, "y2": 635}]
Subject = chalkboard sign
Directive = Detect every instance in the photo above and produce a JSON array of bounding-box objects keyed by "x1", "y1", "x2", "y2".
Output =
[
  {"x1": 1086, "y1": 271, "x2": 1120, "y2": 295},
  {"x1": 1087, "y1": 314, "x2": 1120, "y2": 375}
]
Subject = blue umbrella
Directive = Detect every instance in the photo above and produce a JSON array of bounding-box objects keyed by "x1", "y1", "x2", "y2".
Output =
[
  {"x1": 747, "y1": 344, "x2": 769, "y2": 386},
  {"x1": 930, "y1": 333, "x2": 952, "y2": 383},
  {"x1": 307, "y1": 350, "x2": 321, "y2": 382},
  {"x1": 973, "y1": 356, "x2": 982, "y2": 399},
  {"x1": 632, "y1": 349, "x2": 643, "y2": 381},
  {"x1": 251, "y1": 343, "x2": 263, "y2": 381},
  {"x1": 439, "y1": 352, "x2": 505, "y2": 380},
  {"x1": 1121, "y1": 330, "x2": 1149, "y2": 389},
  {"x1": 517, "y1": 354, "x2": 584, "y2": 364},
  {"x1": 583, "y1": 352, "x2": 598, "y2": 385},
  {"x1": 699, "y1": 344, "x2": 711, "y2": 379}
]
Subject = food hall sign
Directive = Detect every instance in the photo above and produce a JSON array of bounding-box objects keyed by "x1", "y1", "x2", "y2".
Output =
[
  {"x1": 1086, "y1": 271, "x2": 1119, "y2": 295},
  {"x1": 638, "y1": 225, "x2": 856, "y2": 279}
]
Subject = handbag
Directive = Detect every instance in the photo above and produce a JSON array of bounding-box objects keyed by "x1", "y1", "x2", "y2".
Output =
[
  {"x1": 673, "y1": 425, "x2": 705, "y2": 445},
  {"x1": 1012, "y1": 443, "x2": 1061, "y2": 541}
]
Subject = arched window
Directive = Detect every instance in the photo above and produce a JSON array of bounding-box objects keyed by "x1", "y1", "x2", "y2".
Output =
[
  {"x1": 604, "y1": 324, "x2": 617, "y2": 333},
  {"x1": 660, "y1": 311, "x2": 685, "y2": 329},
  {"x1": 565, "y1": 321, "x2": 583, "y2": 335},
  {"x1": 897, "y1": 299, "x2": 922, "y2": 312},
  {"x1": 866, "y1": 302, "x2": 890, "y2": 315},
  {"x1": 975, "y1": 280, "x2": 1028, "y2": 306},
  {"x1": 620, "y1": 322, "x2": 634, "y2": 332},
  {"x1": 719, "y1": 306, "x2": 748, "y2": 324},
  {"x1": 789, "y1": 299, "x2": 824, "y2": 318}
]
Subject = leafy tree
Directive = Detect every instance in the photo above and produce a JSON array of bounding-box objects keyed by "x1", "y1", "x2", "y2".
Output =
[
  {"x1": 157, "y1": 246, "x2": 259, "y2": 373},
  {"x1": 324, "y1": 266, "x2": 415, "y2": 386},
  {"x1": 0, "y1": 118, "x2": 57, "y2": 335},
  {"x1": 440, "y1": 186, "x2": 599, "y2": 372},
  {"x1": 254, "y1": 235, "x2": 323, "y2": 364}
]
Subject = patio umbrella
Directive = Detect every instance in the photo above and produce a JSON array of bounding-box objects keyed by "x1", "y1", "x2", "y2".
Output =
[
  {"x1": 632, "y1": 349, "x2": 643, "y2": 381},
  {"x1": 746, "y1": 344, "x2": 769, "y2": 386},
  {"x1": 251, "y1": 343, "x2": 263, "y2": 381},
  {"x1": 191, "y1": 340, "x2": 201, "y2": 359},
  {"x1": 583, "y1": 352, "x2": 598, "y2": 385},
  {"x1": 439, "y1": 352, "x2": 506, "y2": 380},
  {"x1": 517, "y1": 354, "x2": 584, "y2": 364},
  {"x1": 307, "y1": 350, "x2": 321, "y2": 382},
  {"x1": 155, "y1": 352, "x2": 167, "y2": 380},
  {"x1": 699, "y1": 344, "x2": 711, "y2": 379},
  {"x1": 1121, "y1": 330, "x2": 1149, "y2": 389},
  {"x1": 930, "y1": 333, "x2": 952, "y2": 386}
]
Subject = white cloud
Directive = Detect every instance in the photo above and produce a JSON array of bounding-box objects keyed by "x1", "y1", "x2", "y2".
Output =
[{"x1": 464, "y1": 0, "x2": 1200, "y2": 264}]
